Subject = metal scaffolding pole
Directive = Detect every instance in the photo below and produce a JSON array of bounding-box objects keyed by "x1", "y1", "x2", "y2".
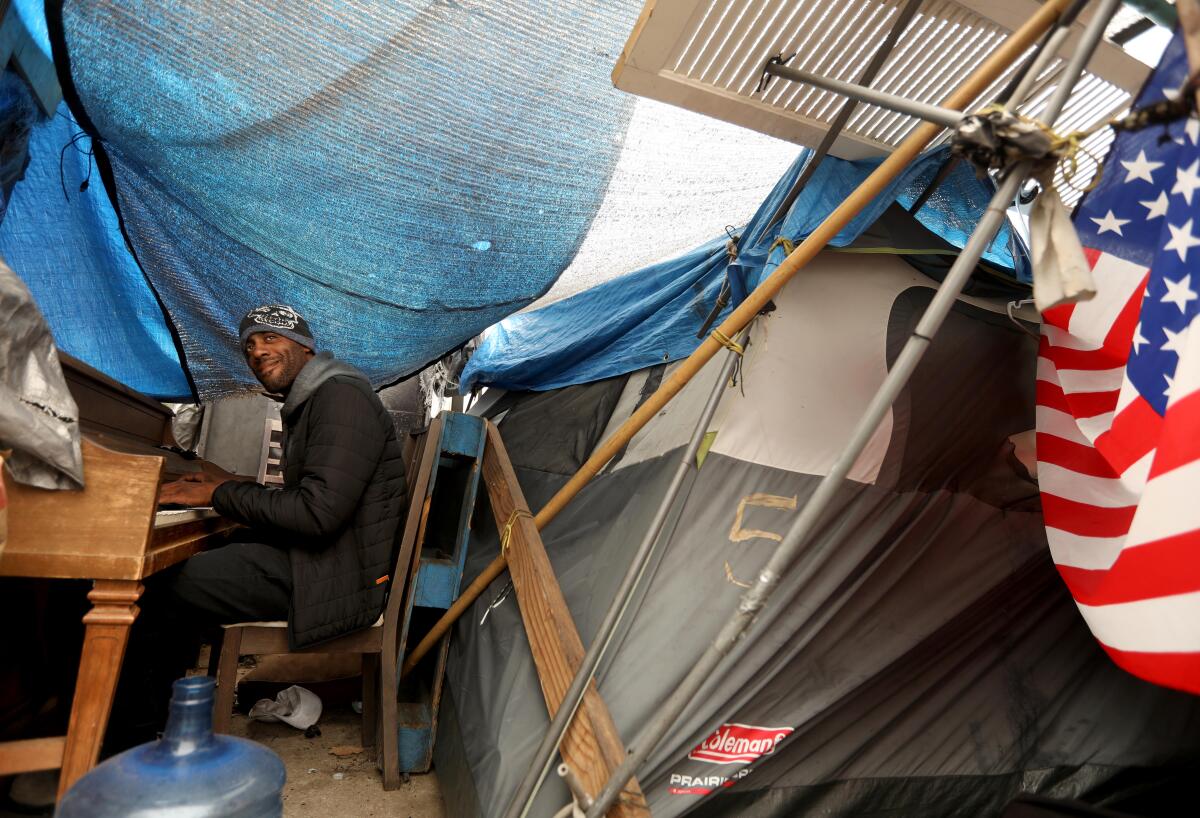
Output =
[{"x1": 582, "y1": 0, "x2": 1122, "y2": 815}]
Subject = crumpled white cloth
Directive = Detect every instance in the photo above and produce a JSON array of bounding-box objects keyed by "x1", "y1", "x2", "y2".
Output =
[
  {"x1": 1030, "y1": 185, "x2": 1095, "y2": 312},
  {"x1": 248, "y1": 684, "x2": 322, "y2": 730}
]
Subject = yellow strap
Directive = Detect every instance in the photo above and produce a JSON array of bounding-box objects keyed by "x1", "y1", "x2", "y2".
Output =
[
  {"x1": 500, "y1": 508, "x2": 534, "y2": 554},
  {"x1": 711, "y1": 329, "x2": 744, "y2": 356}
]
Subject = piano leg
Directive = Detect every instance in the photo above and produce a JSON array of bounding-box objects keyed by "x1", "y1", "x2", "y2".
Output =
[{"x1": 56, "y1": 579, "x2": 143, "y2": 799}]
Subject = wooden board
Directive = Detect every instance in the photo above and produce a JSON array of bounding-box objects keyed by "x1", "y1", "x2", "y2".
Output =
[
  {"x1": 0, "y1": 438, "x2": 162, "y2": 580},
  {"x1": 0, "y1": 737, "x2": 65, "y2": 775},
  {"x1": 480, "y1": 422, "x2": 649, "y2": 817}
]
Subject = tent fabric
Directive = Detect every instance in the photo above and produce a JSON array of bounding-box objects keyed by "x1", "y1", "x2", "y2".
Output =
[
  {"x1": 49, "y1": 0, "x2": 647, "y2": 399},
  {"x1": 437, "y1": 255, "x2": 1200, "y2": 818},
  {"x1": 460, "y1": 146, "x2": 1031, "y2": 394}
]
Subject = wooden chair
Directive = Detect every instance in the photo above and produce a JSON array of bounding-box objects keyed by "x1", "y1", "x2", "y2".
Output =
[{"x1": 210, "y1": 418, "x2": 442, "y2": 790}]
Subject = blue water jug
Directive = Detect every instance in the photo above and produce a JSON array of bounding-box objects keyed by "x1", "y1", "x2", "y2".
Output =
[{"x1": 57, "y1": 676, "x2": 286, "y2": 817}]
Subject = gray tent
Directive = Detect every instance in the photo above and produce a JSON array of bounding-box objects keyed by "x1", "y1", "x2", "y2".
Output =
[{"x1": 432, "y1": 249, "x2": 1200, "y2": 817}]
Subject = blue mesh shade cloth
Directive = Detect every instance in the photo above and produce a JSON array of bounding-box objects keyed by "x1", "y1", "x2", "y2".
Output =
[
  {"x1": 52, "y1": 0, "x2": 642, "y2": 399},
  {"x1": 0, "y1": 97, "x2": 190, "y2": 398},
  {"x1": 461, "y1": 145, "x2": 1031, "y2": 393}
]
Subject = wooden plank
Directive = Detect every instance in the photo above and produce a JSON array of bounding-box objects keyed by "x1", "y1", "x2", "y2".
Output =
[
  {"x1": 0, "y1": 438, "x2": 162, "y2": 580},
  {"x1": 0, "y1": 736, "x2": 66, "y2": 776},
  {"x1": 480, "y1": 422, "x2": 649, "y2": 817}
]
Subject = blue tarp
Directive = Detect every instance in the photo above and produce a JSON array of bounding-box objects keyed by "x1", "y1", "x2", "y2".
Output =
[
  {"x1": 0, "y1": 1, "x2": 189, "y2": 396},
  {"x1": 0, "y1": 100, "x2": 190, "y2": 398},
  {"x1": 49, "y1": 0, "x2": 645, "y2": 399},
  {"x1": 461, "y1": 146, "x2": 1030, "y2": 392}
]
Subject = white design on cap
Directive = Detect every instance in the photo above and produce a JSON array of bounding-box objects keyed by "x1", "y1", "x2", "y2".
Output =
[{"x1": 248, "y1": 305, "x2": 300, "y2": 330}]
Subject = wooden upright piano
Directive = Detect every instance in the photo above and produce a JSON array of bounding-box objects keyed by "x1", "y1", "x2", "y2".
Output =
[{"x1": 0, "y1": 354, "x2": 238, "y2": 797}]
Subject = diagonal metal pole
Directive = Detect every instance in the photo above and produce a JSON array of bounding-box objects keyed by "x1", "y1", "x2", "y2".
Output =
[{"x1": 583, "y1": 1, "x2": 1121, "y2": 815}]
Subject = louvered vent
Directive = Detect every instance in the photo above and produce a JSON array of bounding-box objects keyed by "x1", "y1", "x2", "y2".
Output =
[{"x1": 616, "y1": 0, "x2": 1150, "y2": 202}]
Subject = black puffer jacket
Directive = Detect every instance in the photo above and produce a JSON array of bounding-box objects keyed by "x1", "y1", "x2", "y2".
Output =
[{"x1": 213, "y1": 353, "x2": 407, "y2": 648}]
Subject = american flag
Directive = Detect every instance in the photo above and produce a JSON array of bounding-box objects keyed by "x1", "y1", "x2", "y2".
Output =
[{"x1": 1038, "y1": 30, "x2": 1200, "y2": 694}]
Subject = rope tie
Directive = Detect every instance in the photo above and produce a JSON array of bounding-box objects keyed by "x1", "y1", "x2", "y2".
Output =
[
  {"x1": 768, "y1": 236, "x2": 796, "y2": 256},
  {"x1": 960, "y1": 76, "x2": 1200, "y2": 194},
  {"x1": 710, "y1": 329, "x2": 744, "y2": 356},
  {"x1": 500, "y1": 508, "x2": 534, "y2": 554}
]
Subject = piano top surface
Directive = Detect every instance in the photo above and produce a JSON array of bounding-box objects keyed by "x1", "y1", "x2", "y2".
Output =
[{"x1": 0, "y1": 359, "x2": 234, "y2": 581}]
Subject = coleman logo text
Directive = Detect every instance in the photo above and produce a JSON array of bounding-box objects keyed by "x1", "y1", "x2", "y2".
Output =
[{"x1": 687, "y1": 723, "x2": 793, "y2": 765}]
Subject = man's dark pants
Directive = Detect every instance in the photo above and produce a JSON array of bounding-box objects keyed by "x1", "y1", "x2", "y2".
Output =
[{"x1": 107, "y1": 532, "x2": 291, "y2": 750}]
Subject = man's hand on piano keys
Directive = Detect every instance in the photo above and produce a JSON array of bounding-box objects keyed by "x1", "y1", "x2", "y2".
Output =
[{"x1": 158, "y1": 472, "x2": 226, "y2": 508}]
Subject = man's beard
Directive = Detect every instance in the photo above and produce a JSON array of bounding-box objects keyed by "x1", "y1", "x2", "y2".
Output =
[{"x1": 255, "y1": 349, "x2": 306, "y2": 392}]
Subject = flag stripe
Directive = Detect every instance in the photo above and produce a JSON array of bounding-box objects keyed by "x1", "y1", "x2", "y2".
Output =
[
  {"x1": 1036, "y1": 433, "x2": 1116, "y2": 477},
  {"x1": 1112, "y1": 374, "x2": 1141, "y2": 416},
  {"x1": 1055, "y1": 527, "x2": 1200, "y2": 605},
  {"x1": 1094, "y1": 395, "x2": 1161, "y2": 473},
  {"x1": 1040, "y1": 336, "x2": 1128, "y2": 371},
  {"x1": 1147, "y1": 389, "x2": 1200, "y2": 478},
  {"x1": 1041, "y1": 300, "x2": 1077, "y2": 333},
  {"x1": 1037, "y1": 461, "x2": 1143, "y2": 508},
  {"x1": 1046, "y1": 527, "x2": 1127, "y2": 571},
  {"x1": 1065, "y1": 256, "x2": 1147, "y2": 346},
  {"x1": 1099, "y1": 644, "x2": 1200, "y2": 695},
  {"x1": 1037, "y1": 357, "x2": 1125, "y2": 394},
  {"x1": 1077, "y1": 411, "x2": 1118, "y2": 444},
  {"x1": 1124, "y1": 459, "x2": 1200, "y2": 549},
  {"x1": 1035, "y1": 406, "x2": 1093, "y2": 447},
  {"x1": 1076, "y1": 590, "x2": 1200, "y2": 653},
  {"x1": 1035, "y1": 378, "x2": 1118, "y2": 418},
  {"x1": 1041, "y1": 494, "x2": 1137, "y2": 538}
]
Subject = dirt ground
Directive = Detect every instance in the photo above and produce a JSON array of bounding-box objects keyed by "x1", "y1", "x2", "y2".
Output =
[{"x1": 230, "y1": 704, "x2": 447, "y2": 818}]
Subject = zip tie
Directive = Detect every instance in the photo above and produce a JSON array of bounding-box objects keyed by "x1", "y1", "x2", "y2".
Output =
[
  {"x1": 710, "y1": 330, "x2": 744, "y2": 356},
  {"x1": 500, "y1": 508, "x2": 534, "y2": 554}
]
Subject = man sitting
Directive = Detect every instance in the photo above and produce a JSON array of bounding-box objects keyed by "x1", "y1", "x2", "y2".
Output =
[{"x1": 158, "y1": 304, "x2": 408, "y2": 649}]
